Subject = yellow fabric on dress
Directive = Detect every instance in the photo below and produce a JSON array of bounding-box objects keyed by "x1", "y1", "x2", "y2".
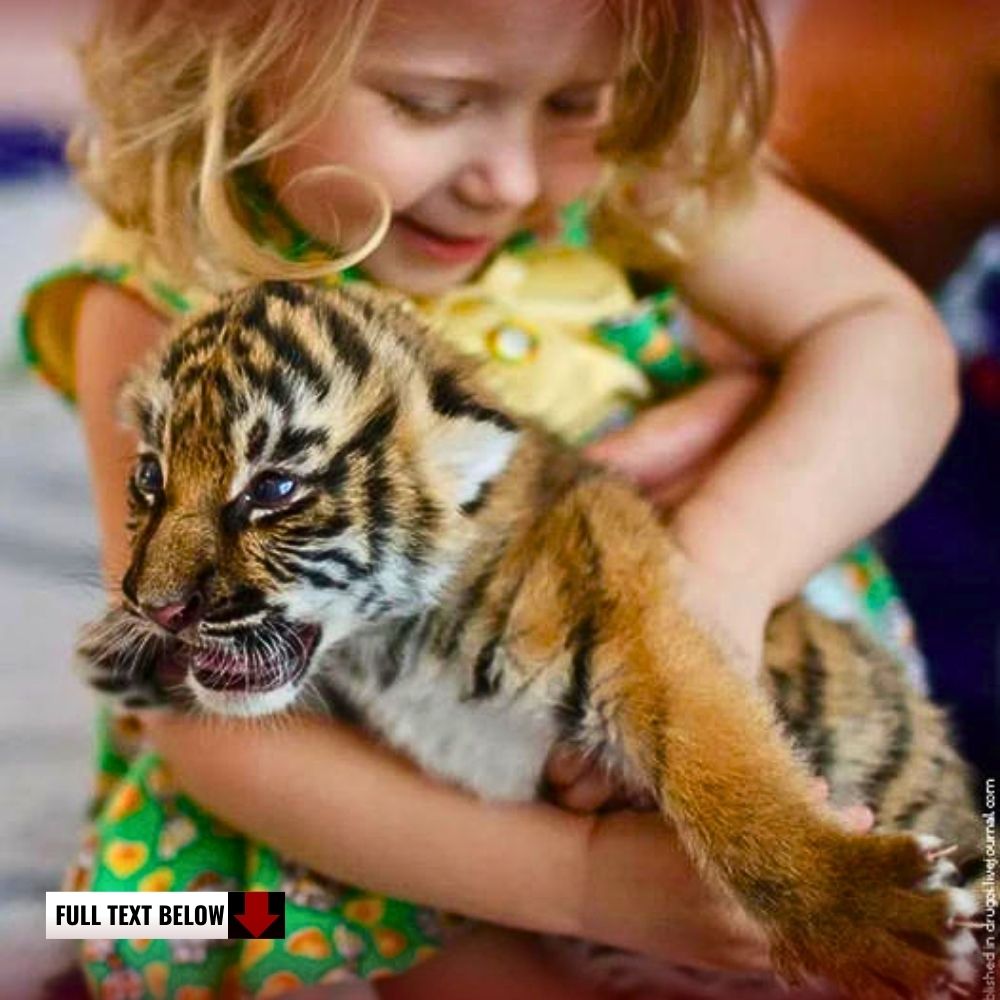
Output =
[{"x1": 22, "y1": 217, "x2": 653, "y2": 442}]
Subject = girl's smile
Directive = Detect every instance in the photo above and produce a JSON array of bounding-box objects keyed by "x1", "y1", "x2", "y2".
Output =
[
  {"x1": 393, "y1": 213, "x2": 499, "y2": 267},
  {"x1": 263, "y1": 0, "x2": 619, "y2": 293}
]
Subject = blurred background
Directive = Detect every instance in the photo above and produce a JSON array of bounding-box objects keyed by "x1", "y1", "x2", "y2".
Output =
[
  {"x1": 0, "y1": 0, "x2": 996, "y2": 995},
  {"x1": 1, "y1": 3, "x2": 99, "y2": 993}
]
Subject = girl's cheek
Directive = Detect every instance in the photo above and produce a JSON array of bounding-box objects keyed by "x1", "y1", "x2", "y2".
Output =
[
  {"x1": 268, "y1": 90, "x2": 423, "y2": 200},
  {"x1": 542, "y1": 150, "x2": 606, "y2": 207}
]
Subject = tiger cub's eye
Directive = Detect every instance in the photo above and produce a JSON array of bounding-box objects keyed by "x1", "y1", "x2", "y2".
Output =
[
  {"x1": 246, "y1": 471, "x2": 298, "y2": 508},
  {"x1": 133, "y1": 455, "x2": 164, "y2": 499}
]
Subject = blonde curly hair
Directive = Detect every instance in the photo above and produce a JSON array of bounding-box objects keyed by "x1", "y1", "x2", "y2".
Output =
[{"x1": 72, "y1": 0, "x2": 773, "y2": 289}]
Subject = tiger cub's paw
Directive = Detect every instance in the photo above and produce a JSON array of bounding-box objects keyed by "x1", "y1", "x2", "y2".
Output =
[
  {"x1": 915, "y1": 835, "x2": 983, "y2": 999},
  {"x1": 770, "y1": 830, "x2": 982, "y2": 1000},
  {"x1": 75, "y1": 606, "x2": 177, "y2": 710}
]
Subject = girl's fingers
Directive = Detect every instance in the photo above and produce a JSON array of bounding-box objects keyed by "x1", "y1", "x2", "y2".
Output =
[
  {"x1": 811, "y1": 776, "x2": 875, "y2": 832},
  {"x1": 647, "y1": 458, "x2": 715, "y2": 509},
  {"x1": 545, "y1": 745, "x2": 593, "y2": 786},
  {"x1": 555, "y1": 769, "x2": 618, "y2": 814},
  {"x1": 584, "y1": 371, "x2": 769, "y2": 490},
  {"x1": 838, "y1": 803, "x2": 876, "y2": 833},
  {"x1": 546, "y1": 747, "x2": 618, "y2": 812}
]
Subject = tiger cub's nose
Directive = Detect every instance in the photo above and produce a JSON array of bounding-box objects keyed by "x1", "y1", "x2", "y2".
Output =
[{"x1": 143, "y1": 592, "x2": 204, "y2": 633}]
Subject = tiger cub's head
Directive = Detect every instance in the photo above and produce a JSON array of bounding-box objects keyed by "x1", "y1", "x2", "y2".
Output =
[{"x1": 102, "y1": 281, "x2": 521, "y2": 715}]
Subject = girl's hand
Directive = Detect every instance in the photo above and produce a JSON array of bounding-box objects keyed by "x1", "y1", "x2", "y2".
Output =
[
  {"x1": 582, "y1": 807, "x2": 774, "y2": 974},
  {"x1": 544, "y1": 745, "x2": 654, "y2": 814},
  {"x1": 546, "y1": 745, "x2": 875, "y2": 833},
  {"x1": 584, "y1": 368, "x2": 769, "y2": 509}
]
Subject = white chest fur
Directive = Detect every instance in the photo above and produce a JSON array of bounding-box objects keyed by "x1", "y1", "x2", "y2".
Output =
[{"x1": 319, "y1": 630, "x2": 559, "y2": 801}]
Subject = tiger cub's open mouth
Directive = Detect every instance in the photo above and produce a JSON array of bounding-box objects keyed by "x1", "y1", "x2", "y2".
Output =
[{"x1": 183, "y1": 623, "x2": 321, "y2": 694}]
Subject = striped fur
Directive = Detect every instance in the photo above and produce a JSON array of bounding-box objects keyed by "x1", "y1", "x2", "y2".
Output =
[{"x1": 78, "y1": 282, "x2": 983, "y2": 998}]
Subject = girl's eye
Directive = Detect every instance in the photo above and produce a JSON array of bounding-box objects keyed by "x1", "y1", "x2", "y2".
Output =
[
  {"x1": 546, "y1": 88, "x2": 608, "y2": 123},
  {"x1": 246, "y1": 471, "x2": 299, "y2": 508},
  {"x1": 384, "y1": 91, "x2": 469, "y2": 123},
  {"x1": 133, "y1": 455, "x2": 164, "y2": 498}
]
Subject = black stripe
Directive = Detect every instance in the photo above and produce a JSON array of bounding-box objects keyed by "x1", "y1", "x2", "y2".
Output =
[
  {"x1": 787, "y1": 638, "x2": 832, "y2": 774},
  {"x1": 297, "y1": 566, "x2": 350, "y2": 590},
  {"x1": 210, "y1": 367, "x2": 245, "y2": 419},
  {"x1": 251, "y1": 494, "x2": 320, "y2": 527},
  {"x1": 133, "y1": 400, "x2": 161, "y2": 448},
  {"x1": 403, "y1": 490, "x2": 441, "y2": 569},
  {"x1": 238, "y1": 358, "x2": 269, "y2": 395},
  {"x1": 309, "y1": 399, "x2": 398, "y2": 493},
  {"x1": 259, "y1": 554, "x2": 296, "y2": 584},
  {"x1": 260, "y1": 280, "x2": 308, "y2": 307},
  {"x1": 316, "y1": 677, "x2": 367, "y2": 726},
  {"x1": 258, "y1": 320, "x2": 330, "y2": 399},
  {"x1": 260, "y1": 366, "x2": 292, "y2": 409},
  {"x1": 318, "y1": 298, "x2": 373, "y2": 382},
  {"x1": 769, "y1": 668, "x2": 795, "y2": 728},
  {"x1": 293, "y1": 545, "x2": 369, "y2": 579},
  {"x1": 470, "y1": 636, "x2": 502, "y2": 698},
  {"x1": 91, "y1": 675, "x2": 133, "y2": 693},
  {"x1": 379, "y1": 616, "x2": 420, "y2": 688},
  {"x1": 429, "y1": 368, "x2": 517, "y2": 431},
  {"x1": 160, "y1": 322, "x2": 222, "y2": 382},
  {"x1": 556, "y1": 616, "x2": 596, "y2": 737},
  {"x1": 344, "y1": 398, "x2": 399, "y2": 460},
  {"x1": 890, "y1": 754, "x2": 945, "y2": 829},
  {"x1": 203, "y1": 587, "x2": 269, "y2": 625},
  {"x1": 220, "y1": 492, "x2": 319, "y2": 534},
  {"x1": 245, "y1": 417, "x2": 270, "y2": 464},
  {"x1": 121, "y1": 693, "x2": 158, "y2": 709},
  {"x1": 282, "y1": 511, "x2": 352, "y2": 541},
  {"x1": 843, "y1": 626, "x2": 915, "y2": 810},
  {"x1": 174, "y1": 364, "x2": 204, "y2": 396},
  {"x1": 441, "y1": 546, "x2": 505, "y2": 657},
  {"x1": 121, "y1": 500, "x2": 166, "y2": 604},
  {"x1": 459, "y1": 480, "x2": 492, "y2": 517},
  {"x1": 362, "y1": 450, "x2": 393, "y2": 566},
  {"x1": 357, "y1": 585, "x2": 393, "y2": 620},
  {"x1": 151, "y1": 410, "x2": 166, "y2": 451},
  {"x1": 863, "y1": 704, "x2": 913, "y2": 811},
  {"x1": 270, "y1": 426, "x2": 329, "y2": 465}
]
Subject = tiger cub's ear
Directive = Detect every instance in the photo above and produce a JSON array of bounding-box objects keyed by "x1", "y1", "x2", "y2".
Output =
[{"x1": 420, "y1": 369, "x2": 521, "y2": 511}]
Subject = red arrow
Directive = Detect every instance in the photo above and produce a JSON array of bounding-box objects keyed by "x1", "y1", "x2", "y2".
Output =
[{"x1": 234, "y1": 892, "x2": 278, "y2": 937}]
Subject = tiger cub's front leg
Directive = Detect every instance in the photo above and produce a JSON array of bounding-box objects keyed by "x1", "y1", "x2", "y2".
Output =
[
  {"x1": 503, "y1": 486, "x2": 979, "y2": 999},
  {"x1": 76, "y1": 606, "x2": 180, "y2": 711},
  {"x1": 603, "y1": 602, "x2": 979, "y2": 998}
]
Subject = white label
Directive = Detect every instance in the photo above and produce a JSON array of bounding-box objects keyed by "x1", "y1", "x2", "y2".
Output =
[{"x1": 46, "y1": 892, "x2": 229, "y2": 939}]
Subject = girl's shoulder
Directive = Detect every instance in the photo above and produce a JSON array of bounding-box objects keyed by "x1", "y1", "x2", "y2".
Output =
[{"x1": 20, "y1": 217, "x2": 211, "y2": 402}]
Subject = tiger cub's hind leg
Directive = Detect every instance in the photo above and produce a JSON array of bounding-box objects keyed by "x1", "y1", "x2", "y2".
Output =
[{"x1": 595, "y1": 601, "x2": 981, "y2": 999}]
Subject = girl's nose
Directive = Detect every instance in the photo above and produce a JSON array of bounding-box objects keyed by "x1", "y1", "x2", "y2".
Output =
[{"x1": 456, "y1": 120, "x2": 541, "y2": 211}]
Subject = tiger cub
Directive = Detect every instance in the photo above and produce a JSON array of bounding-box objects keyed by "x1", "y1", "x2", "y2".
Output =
[{"x1": 78, "y1": 281, "x2": 983, "y2": 998}]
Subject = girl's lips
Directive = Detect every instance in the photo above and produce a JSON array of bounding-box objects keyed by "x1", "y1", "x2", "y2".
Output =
[{"x1": 394, "y1": 215, "x2": 496, "y2": 265}]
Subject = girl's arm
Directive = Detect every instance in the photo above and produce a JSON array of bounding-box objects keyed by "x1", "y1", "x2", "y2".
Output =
[
  {"x1": 599, "y1": 171, "x2": 959, "y2": 661},
  {"x1": 140, "y1": 709, "x2": 768, "y2": 972},
  {"x1": 75, "y1": 283, "x2": 769, "y2": 972}
]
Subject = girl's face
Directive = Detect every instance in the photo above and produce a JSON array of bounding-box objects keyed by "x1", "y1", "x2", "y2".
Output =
[{"x1": 267, "y1": 0, "x2": 620, "y2": 294}]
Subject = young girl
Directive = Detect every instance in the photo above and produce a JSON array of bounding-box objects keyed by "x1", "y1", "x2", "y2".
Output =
[{"x1": 23, "y1": 0, "x2": 957, "y2": 996}]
